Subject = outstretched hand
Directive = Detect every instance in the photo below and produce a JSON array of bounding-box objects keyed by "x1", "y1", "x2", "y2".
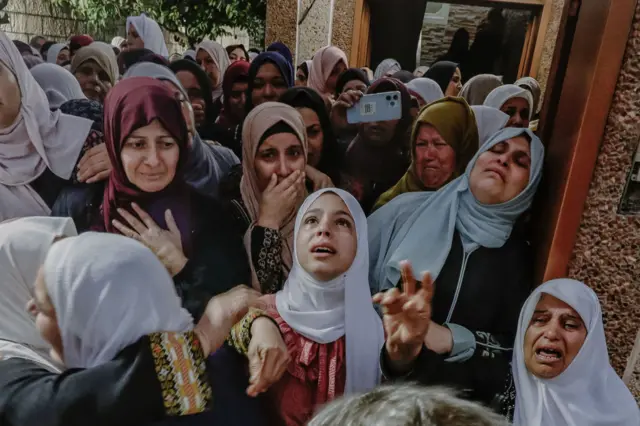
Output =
[{"x1": 246, "y1": 317, "x2": 290, "y2": 397}]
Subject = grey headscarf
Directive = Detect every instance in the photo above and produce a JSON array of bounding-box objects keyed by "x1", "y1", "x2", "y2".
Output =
[
  {"x1": 123, "y1": 61, "x2": 188, "y2": 98},
  {"x1": 459, "y1": 74, "x2": 503, "y2": 106},
  {"x1": 374, "y1": 59, "x2": 401, "y2": 80},
  {"x1": 46, "y1": 43, "x2": 68, "y2": 64},
  {"x1": 31, "y1": 63, "x2": 87, "y2": 110}
]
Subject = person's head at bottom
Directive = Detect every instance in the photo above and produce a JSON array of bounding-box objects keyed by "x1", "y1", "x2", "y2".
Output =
[{"x1": 308, "y1": 385, "x2": 508, "y2": 426}]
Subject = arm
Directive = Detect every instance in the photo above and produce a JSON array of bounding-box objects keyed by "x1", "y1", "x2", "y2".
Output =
[
  {"x1": 184, "y1": 133, "x2": 240, "y2": 199},
  {"x1": 0, "y1": 332, "x2": 211, "y2": 426},
  {"x1": 249, "y1": 226, "x2": 285, "y2": 294}
]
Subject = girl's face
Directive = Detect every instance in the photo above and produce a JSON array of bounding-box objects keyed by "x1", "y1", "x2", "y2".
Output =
[
  {"x1": 326, "y1": 60, "x2": 347, "y2": 94},
  {"x1": 295, "y1": 67, "x2": 308, "y2": 87},
  {"x1": 127, "y1": 24, "x2": 144, "y2": 50},
  {"x1": 55, "y1": 48, "x2": 70, "y2": 65},
  {"x1": 254, "y1": 132, "x2": 306, "y2": 192},
  {"x1": 252, "y1": 63, "x2": 288, "y2": 107},
  {"x1": 501, "y1": 97, "x2": 531, "y2": 128},
  {"x1": 74, "y1": 59, "x2": 112, "y2": 103},
  {"x1": 0, "y1": 60, "x2": 21, "y2": 129},
  {"x1": 229, "y1": 48, "x2": 247, "y2": 63},
  {"x1": 196, "y1": 49, "x2": 221, "y2": 88},
  {"x1": 445, "y1": 67, "x2": 462, "y2": 97},
  {"x1": 27, "y1": 267, "x2": 64, "y2": 365},
  {"x1": 296, "y1": 193, "x2": 358, "y2": 282},
  {"x1": 297, "y1": 107, "x2": 324, "y2": 168}
]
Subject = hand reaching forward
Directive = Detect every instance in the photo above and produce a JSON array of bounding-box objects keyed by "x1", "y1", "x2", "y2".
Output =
[
  {"x1": 112, "y1": 203, "x2": 187, "y2": 277},
  {"x1": 246, "y1": 317, "x2": 290, "y2": 397},
  {"x1": 373, "y1": 260, "x2": 434, "y2": 368}
]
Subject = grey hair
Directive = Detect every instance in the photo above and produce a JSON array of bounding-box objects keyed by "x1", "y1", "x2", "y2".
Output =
[{"x1": 308, "y1": 385, "x2": 509, "y2": 426}]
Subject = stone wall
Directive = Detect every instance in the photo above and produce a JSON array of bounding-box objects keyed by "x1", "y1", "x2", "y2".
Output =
[
  {"x1": 535, "y1": 0, "x2": 566, "y2": 104},
  {"x1": 567, "y1": 0, "x2": 640, "y2": 399},
  {"x1": 298, "y1": 0, "x2": 332, "y2": 64},
  {"x1": 331, "y1": 0, "x2": 355, "y2": 60},
  {"x1": 265, "y1": 0, "x2": 297, "y2": 57}
]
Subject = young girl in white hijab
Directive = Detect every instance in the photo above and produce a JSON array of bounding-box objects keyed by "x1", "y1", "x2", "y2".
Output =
[
  {"x1": 511, "y1": 278, "x2": 639, "y2": 425},
  {"x1": 229, "y1": 189, "x2": 385, "y2": 426},
  {"x1": 196, "y1": 40, "x2": 231, "y2": 104},
  {"x1": 126, "y1": 14, "x2": 169, "y2": 57},
  {"x1": 0, "y1": 217, "x2": 77, "y2": 372}
]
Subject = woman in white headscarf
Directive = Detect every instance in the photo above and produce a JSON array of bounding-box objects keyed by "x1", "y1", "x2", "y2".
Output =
[
  {"x1": 374, "y1": 58, "x2": 401, "y2": 80},
  {"x1": 46, "y1": 43, "x2": 69, "y2": 65},
  {"x1": 196, "y1": 40, "x2": 231, "y2": 105},
  {"x1": 126, "y1": 13, "x2": 169, "y2": 57},
  {"x1": 307, "y1": 46, "x2": 348, "y2": 99},
  {"x1": 0, "y1": 217, "x2": 77, "y2": 373},
  {"x1": 484, "y1": 84, "x2": 533, "y2": 129},
  {"x1": 30, "y1": 63, "x2": 87, "y2": 110},
  {"x1": 228, "y1": 188, "x2": 385, "y2": 426},
  {"x1": 110, "y1": 36, "x2": 126, "y2": 50},
  {"x1": 405, "y1": 78, "x2": 444, "y2": 106},
  {"x1": 510, "y1": 278, "x2": 640, "y2": 425},
  {"x1": 0, "y1": 31, "x2": 94, "y2": 221}
]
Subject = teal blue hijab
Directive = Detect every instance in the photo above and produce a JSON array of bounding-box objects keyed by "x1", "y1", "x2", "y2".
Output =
[{"x1": 368, "y1": 127, "x2": 544, "y2": 294}]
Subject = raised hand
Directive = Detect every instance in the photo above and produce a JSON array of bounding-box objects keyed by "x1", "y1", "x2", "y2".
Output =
[
  {"x1": 305, "y1": 165, "x2": 334, "y2": 191},
  {"x1": 112, "y1": 203, "x2": 187, "y2": 277},
  {"x1": 257, "y1": 170, "x2": 306, "y2": 230},
  {"x1": 246, "y1": 317, "x2": 290, "y2": 397},
  {"x1": 78, "y1": 143, "x2": 112, "y2": 183},
  {"x1": 330, "y1": 89, "x2": 364, "y2": 131},
  {"x1": 373, "y1": 260, "x2": 434, "y2": 368}
]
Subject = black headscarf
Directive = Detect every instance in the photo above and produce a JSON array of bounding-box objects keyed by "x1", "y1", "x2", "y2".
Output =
[
  {"x1": 279, "y1": 87, "x2": 343, "y2": 183},
  {"x1": 424, "y1": 61, "x2": 458, "y2": 94},
  {"x1": 335, "y1": 68, "x2": 371, "y2": 96},
  {"x1": 245, "y1": 52, "x2": 293, "y2": 113},
  {"x1": 392, "y1": 70, "x2": 416, "y2": 84},
  {"x1": 117, "y1": 48, "x2": 156, "y2": 75}
]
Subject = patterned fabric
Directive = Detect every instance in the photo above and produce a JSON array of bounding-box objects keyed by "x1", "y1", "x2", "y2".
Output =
[
  {"x1": 149, "y1": 331, "x2": 212, "y2": 416},
  {"x1": 227, "y1": 307, "x2": 271, "y2": 355},
  {"x1": 71, "y1": 130, "x2": 105, "y2": 184},
  {"x1": 59, "y1": 98, "x2": 104, "y2": 133}
]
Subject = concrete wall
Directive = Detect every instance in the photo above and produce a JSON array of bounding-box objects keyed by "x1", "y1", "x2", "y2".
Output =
[{"x1": 567, "y1": 0, "x2": 640, "y2": 399}]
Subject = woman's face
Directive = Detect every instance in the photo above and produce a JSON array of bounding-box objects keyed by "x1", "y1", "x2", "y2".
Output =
[
  {"x1": 120, "y1": 119, "x2": 180, "y2": 193},
  {"x1": 297, "y1": 107, "x2": 324, "y2": 168},
  {"x1": 27, "y1": 267, "x2": 64, "y2": 365},
  {"x1": 127, "y1": 24, "x2": 144, "y2": 50},
  {"x1": 56, "y1": 48, "x2": 70, "y2": 65},
  {"x1": 295, "y1": 67, "x2": 308, "y2": 87},
  {"x1": 362, "y1": 118, "x2": 399, "y2": 147},
  {"x1": 296, "y1": 193, "x2": 357, "y2": 282},
  {"x1": 74, "y1": 59, "x2": 112, "y2": 102},
  {"x1": 252, "y1": 63, "x2": 288, "y2": 107},
  {"x1": 228, "y1": 80, "x2": 248, "y2": 120},
  {"x1": 326, "y1": 60, "x2": 347, "y2": 94},
  {"x1": 0, "y1": 61, "x2": 21, "y2": 129},
  {"x1": 254, "y1": 132, "x2": 305, "y2": 192},
  {"x1": 501, "y1": 97, "x2": 531, "y2": 128},
  {"x1": 445, "y1": 67, "x2": 463, "y2": 97},
  {"x1": 469, "y1": 136, "x2": 531, "y2": 205},
  {"x1": 176, "y1": 70, "x2": 206, "y2": 127},
  {"x1": 196, "y1": 49, "x2": 221, "y2": 88},
  {"x1": 342, "y1": 79, "x2": 367, "y2": 94},
  {"x1": 414, "y1": 124, "x2": 457, "y2": 189},
  {"x1": 229, "y1": 48, "x2": 247, "y2": 63},
  {"x1": 523, "y1": 294, "x2": 587, "y2": 379}
]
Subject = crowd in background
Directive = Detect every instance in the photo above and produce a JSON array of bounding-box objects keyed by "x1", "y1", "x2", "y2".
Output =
[{"x1": 0, "y1": 10, "x2": 638, "y2": 426}]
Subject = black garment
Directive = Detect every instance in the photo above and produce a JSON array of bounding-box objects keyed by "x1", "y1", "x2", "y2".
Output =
[
  {"x1": 381, "y1": 230, "x2": 533, "y2": 407},
  {"x1": 335, "y1": 68, "x2": 370, "y2": 97},
  {"x1": 52, "y1": 189, "x2": 250, "y2": 321},
  {"x1": 424, "y1": 61, "x2": 458, "y2": 94}
]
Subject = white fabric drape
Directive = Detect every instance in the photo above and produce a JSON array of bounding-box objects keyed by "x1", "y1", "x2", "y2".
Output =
[{"x1": 126, "y1": 14, "x2": 169, "y2": 57}]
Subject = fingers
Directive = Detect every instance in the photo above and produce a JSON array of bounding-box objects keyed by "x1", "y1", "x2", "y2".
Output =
[
  {"x1": 165, "y1": 209, "x2": 181, "y2": 236},
  {"x1": 274, "y1": 170, "x2": 302, "y2": 191},
  {"x1": 400, "y1": 260, "x2": 417, "y2": 296},
  {"x1": 130, "y1": 203, "x2": 161, "y2": 231},
  {"x1": 420, "y1": 271, "x2": 435, "y2": 304},
  {"x1": 84, "y1": 167, "x2": 111, "y2": 183},
  {"x1": 264, "y1": 173, "x2": 278, "y2": 193},
  {"x1": 116, "y1": 207, "x2": 148, "y2": 235},
  {"x1": 77, "y1": 144, "x2": 105, "y2": 168},
  {"x1": 112, "y1": 219, "x2": 141, "y2": 241}
]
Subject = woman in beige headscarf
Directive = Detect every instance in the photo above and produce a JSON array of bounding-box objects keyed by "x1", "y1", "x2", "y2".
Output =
[
  {"x1": 70, "y1": 42, "x2": 120, "y2": 103},
  {"x1": 196, "y1": 40, "x2": 231, "y2": 104},
  {"x1": 307, "y1": 46, "x2": 348, "y2": 100},
  {"x1": 459, "y1": 74, "x2": 502, "y2": 106},
  {"x1": 222, "y1": 102, "x2": 309, "y2": 294}
]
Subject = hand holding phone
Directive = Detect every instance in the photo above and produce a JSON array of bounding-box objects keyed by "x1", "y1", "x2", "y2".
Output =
[{"x1": 347, "y1": 91, "x2": 402, "y2": 124}]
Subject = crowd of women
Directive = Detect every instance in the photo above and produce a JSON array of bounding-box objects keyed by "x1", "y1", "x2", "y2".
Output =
[{"x1": 1, "y1": 12, "x2": 638, "y2": 426}]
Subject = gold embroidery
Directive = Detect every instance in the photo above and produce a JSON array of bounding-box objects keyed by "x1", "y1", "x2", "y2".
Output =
[{"x1": 227, "y1": 308, "x2": 270, "y2": 355}]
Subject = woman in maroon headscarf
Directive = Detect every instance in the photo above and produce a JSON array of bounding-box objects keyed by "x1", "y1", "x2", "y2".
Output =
[
  {"x1": 217, "y1": 60, "x2": 251, "y2": 133},
  {"x1": 93, "y1": 77, "x2": 250, "y2": 320}
]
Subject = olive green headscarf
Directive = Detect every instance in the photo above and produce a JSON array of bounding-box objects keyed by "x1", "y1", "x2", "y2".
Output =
[{"x1": 373, "y1": 97, "x2": 479, "y2": 211}]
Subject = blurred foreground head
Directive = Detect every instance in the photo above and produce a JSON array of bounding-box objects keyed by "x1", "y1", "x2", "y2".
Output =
[{"x1": 309, "y1": 385, "x2": 508, "y2": 426}]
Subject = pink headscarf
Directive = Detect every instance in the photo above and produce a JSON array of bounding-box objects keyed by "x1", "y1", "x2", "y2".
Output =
[{"x1": 307, "y1": 46, "x2": 348, "y2": 98}]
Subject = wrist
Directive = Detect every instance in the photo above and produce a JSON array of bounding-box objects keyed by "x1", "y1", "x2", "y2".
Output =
[
  {"x1": 251, "y1": 316, "x2": 276, "y2": 336},
  {"x1": 169, "y1": 254, "x2": 189, "y2": 277},
  {"x1": 425, "y1": 323, "x2": 454, "y2": 355},
  {"x1": 257, "y1": 215, "x2": 280, "y2": 230},
  {"x1": 194, "y1": 326, "x2": 211, "y2": 356},
  {"x1": 385, "y1": 340, "x2": 422, "y2": 368}
]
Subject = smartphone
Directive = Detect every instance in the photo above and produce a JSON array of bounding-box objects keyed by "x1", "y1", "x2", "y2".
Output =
[{"x1": 347, "y1": 91, "x2": 402, "y2": 124}]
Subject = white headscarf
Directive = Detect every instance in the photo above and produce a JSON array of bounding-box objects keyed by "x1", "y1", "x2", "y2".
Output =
[
  {"x1": 0, "y1": 32, "x2": 93, "y2": 221},
  {"x1": 46, "y1": 43, "x2": 67, "y2": 64},
  {"x1": 43, "y1": 232, "x2": 193, "y2": 369},
  {"x1": 374, "y1": 59, "x2": 401, "y2": 80},
  {"x1": 196, "y1": 40, "x2": 231, "y2": 102},
  {"x1": 276, "y1": 188, "x2": 384, "y2": 395},
  {"x1": 0, "y1": 217, "x2": 77, "y2": 372},
  {"x1": 513, "y1": 279, "x2": 640, "y2": 426},
  {"x1": 470, "y1": 106, "x2": 509, "y2": 145},
  {"x1": 111, "y1": 36, "x2": 125, "y2": 48},
  {"x1": 30, "y1": 63, "x2": 87, "y2": 110},
  {"x1": 126, "y1": 14, "x2": 169, "y2": 57},
  {"x1": 413, "y1": 65, "x2": 429, "y2": 77},
  {"x1": 406, "y1": 78, "x2": 444, "y2": 105},
  {"x1": 483, "y1": 84, "x2": 534, "y2": 120},
  {"x1": 184, "y1": 49, "x2": 196, "y2": 60}
]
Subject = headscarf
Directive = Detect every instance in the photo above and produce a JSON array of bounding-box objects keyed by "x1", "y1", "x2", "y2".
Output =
[
  {"x1": 267, "y1": 41, "x2": 295, "y2": 83},
  {"x1": 0, "y1": 33, "x2": 93, "y2": 221},
  {"x1": 279, "y1": 87, "x2": 342, "y2": 182},
  {"x1": 117, "y1": 47, "x2": 155, "y2": 74},
  {"x1": 43, "y1": 232, "x2": 193, "y2": 369},
  {"x1": 0, "y1": 217, "x2": 77, "y2": 372},
  {"x1": 484, "y1": 84, "x2": 534, "y2": 120},
  {"x1": 126, "y1": 14, "x2": 169, "y2": 57},
  {"x1": 297, "y1": 60, "x2": 312, "y2": 81},
  {"x1": 424, "y1": 61, "x2": 458, "y2": 94},
  {"x1": 70, "y1": 42, "x2": 120, "y2": 86},
  {"x1": 515, "y1": 76, "x2": 541, "y2": 113},
  {"x1": 307, "y1": 46, "x2": 349, "y2": 98},
  {"x1": 276, "y1": 188, "x2": 384, "y2": 394},
  {"x1": 405, "y1": 78, "x2": 444, "y2": 105},
  {"x1": 30, "y1": 63, "x2": 86, "y2": 110},
  {"x1": 123, "y1": 61, "x2": 187, "y2": 98},
  {"x1": 374, "y1": 58, "x2": 401, "y2": 80},
  {"x1": 217, "y1": 60, "x2": 251, "y2": 129},
  {"x1": 169, "y1": 59, "x2": 217, "y2": 133},
  {"x1": 373, "y1": 97, "x2": 480, "y2": 210},
  {"x1": 22, "y1": 55, "x2": 44, "y2": 70},
  {"x1": 196, "y1": 40, "x2": 231, "y2": 102},
  {"x1": 470, "y1": 105, "x2": 509, "y2": 146},
  {"x1": 369, "y1": 127, "x2": 544, "y2": 293},
  {"x1": 99, "y1": 78, "x2": 192, "y2": 254},
  {"x1": 12, "y1": 40, "x2": 33, "y2": 56},
  {"x1": 68, "y1": 35, "x2": 93, "y2": 56},
  {"x1": 183, "y1": 49, "x2": 196, "y2": 60},
  {"x1": 413, "y1": 65, "x2": 429, "y2": 77},
  {"x1": 46, "y1": 43, "x2": 67, "y2": 64},
  {"x1": 335, "y1": 67, "x2": 370, "y2": 96},
  {"x1": 391, "y1": 70, "x2": 415, "y2": 84},
  {"x1": 59, "y1": 99, "x2": 104, "y2": 133},
  {"x1": 512, "y1": 279, "x2": 640, "y2": 426},
  {"x1": 460, "y1": 74, "x2": 503, "y2": 106},
  {"x1": 111, "y1": 36, "x2": 125, "y2": 48},
  {"x1": 240, "y1": 102, "x2": 308, "y2": 287},
  {"x1": 245, "y1": 52, "x2": 294, "y2": 112}
]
